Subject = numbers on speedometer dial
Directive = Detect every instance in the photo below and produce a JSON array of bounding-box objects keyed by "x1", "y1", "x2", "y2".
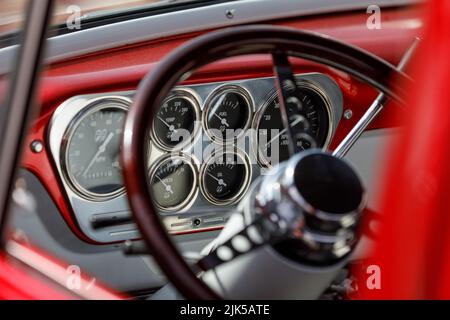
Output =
[
  {"x1": 149, "y1": 155, "x2": 197, "y2": 212},
  {"x1": 151, "y1": 90, "x2": 200, "y2": 151},
  {"x1": 65, "y1": 99, "x2": 129, "y2": 199},
  {"x1": 256, "y1": 85, "x2": 330, "y2": 167}
]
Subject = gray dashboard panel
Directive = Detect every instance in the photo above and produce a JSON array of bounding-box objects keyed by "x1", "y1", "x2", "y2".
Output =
[{"x1": 48, "y1": 73, "x2": 343, "y2": 243}]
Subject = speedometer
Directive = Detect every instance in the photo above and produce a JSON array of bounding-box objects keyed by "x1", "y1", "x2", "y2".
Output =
[
  {"x1": 63, "y1": 97, "x2": 130, "y2": 200},
  {"x1": 255, "y1": 83, "x2": 331, "y2": 167}
]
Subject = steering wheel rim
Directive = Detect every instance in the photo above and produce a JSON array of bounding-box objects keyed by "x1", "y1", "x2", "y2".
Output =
[{"x1": 122, "y1": 25, "x2": 411, "y2": 300}]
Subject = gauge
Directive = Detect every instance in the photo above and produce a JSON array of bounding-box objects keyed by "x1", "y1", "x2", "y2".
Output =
[
  {"x1": 64, "y1": 97, "x2": 130, "y2": 199},
  {"x1": 149, "y1": 155, "x2": 197, "y2": 212},
  {"x1": 255, "y1": 83, "x2": 330, "y2": 167},
  {"x1": 151, "y1": 90, "x2": 200, "y2": 151},
  {"x1": 200, "y1": 150, "x2": 251, "y2": 206},
  {"x1": 204, "y1": 85, "x2": 252, "y2": 143}
]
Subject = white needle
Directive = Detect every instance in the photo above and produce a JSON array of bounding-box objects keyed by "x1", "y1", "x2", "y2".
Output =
[
  {"x1": 156, "y1": 175, "x2": 174, "y2": 194},
  {"x1": 263, "y1": 115, "x2": 306, "y2": 151},
  {"x1": 211, "y1": 94, "x2": 230, "y2": 128},
  {"x1": 82, "y1": 132, "x2": 114, "y2": 177},
  {"x1": 213, "y1": 113, "x2": 229, "y2": 128},
  {"x1": 207, "y1": 172, "x2": 227, "y2": 187},
  {"x1": 157, "y1": 116, "x2": 177, "y2": 132}
]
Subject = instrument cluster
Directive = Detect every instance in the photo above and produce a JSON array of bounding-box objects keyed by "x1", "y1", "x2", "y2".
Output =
[
  {"x1": 148, "y1": 85, "x2": 255, "y2": 212},
  {"x1": 48, "y1": 73, "x2": 343, "y2": 243}
]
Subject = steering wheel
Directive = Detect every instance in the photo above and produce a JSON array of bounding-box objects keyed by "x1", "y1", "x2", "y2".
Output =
[{"x1": 122, "y1": 25, "x2": 410, "y2": 299}]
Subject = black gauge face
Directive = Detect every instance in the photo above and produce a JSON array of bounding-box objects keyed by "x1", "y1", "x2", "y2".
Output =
[
  {"x1": 202, "y1": 153, "x2": 249, "y2": 204},
  {"x1": 257, "y1": 87, "x2": 329, "y2": 166},
  {"x1": 66, "y1": 105, "x2": 126, "y2": 197},
  {"x1": 205, "y1": 89, "x2": 251, "y2": 141},
  {"x1": 153, "y1": 94, "x2": 197, "y2": 149},
  {"x1": 150, "y1": 157, "x2": 196, "y2": 210}
]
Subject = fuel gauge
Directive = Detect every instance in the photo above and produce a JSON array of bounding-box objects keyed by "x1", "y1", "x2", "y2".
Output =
[{"x1": 204, "y1": 85, "x2": 252, "y2": 143}]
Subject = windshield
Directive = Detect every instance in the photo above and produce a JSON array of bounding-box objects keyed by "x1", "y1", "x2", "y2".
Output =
[{"x1": 0, "y1": 0, "x2": 212, "y2": 37}]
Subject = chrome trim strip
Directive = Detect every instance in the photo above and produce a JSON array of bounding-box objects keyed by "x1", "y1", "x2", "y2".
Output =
[
  {"x1": 333, "y1": 37, "x2": 420, "y2": 158},
  {"x1": 0, "y1": 0, "x2": 420, "y2": 75}
]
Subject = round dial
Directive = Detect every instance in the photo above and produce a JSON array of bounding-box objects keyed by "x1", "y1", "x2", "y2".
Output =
[
  {"x1": 65, "y1": 100, "x2": 129, "y2": 199},
  {"x1": 201, "y1": 151, "x2": 251, "y2": 205},
  {"x1": 204, "y1": 86, "x2": 252, "y2": 142},
  {"x1": 149, "y1": 156, "x2": 197, "y2": 211},
  {"x1": 256, "y1": 85, "x2": 329, "y2": 167},
  {"x1": 152, "y1": 91, "x2": 199, "y2": 150}
]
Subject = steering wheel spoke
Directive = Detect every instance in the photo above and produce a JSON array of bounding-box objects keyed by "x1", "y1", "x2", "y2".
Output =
[
  {"x1": 272, "y1": 51, "x2": 316, "y2": 155},
  {"x1": 197, "y1": 214, "x2": 288, "y2": 272}
]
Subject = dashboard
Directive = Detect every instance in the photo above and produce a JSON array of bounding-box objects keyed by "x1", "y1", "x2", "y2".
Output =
[
  {"x1": 48, "y1": 73, "x2": 343, "y2": 243},
  {"x1": 8, "y1": 2, "x2": 419, "y2": 248}
]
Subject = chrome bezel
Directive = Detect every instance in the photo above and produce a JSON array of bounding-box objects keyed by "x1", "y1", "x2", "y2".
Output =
[
  {"x1": 202, "y1": 84, "x2": 254, "y2": 144},
  {"x1": 200, "y1": 148, "x2": 252, "y2": 206},
  {"x1": 148, "y1": 153, "x2": 199, "y2": 213},
  {"x1": 252, "y1": 80, "x2": 334, "y2": 168},
  {"x1": 150, "y1": 88, "x2": 201, "y2": 152},
  {"x1": 61, "y1": 96, "x2": 131, "y2": 201}
]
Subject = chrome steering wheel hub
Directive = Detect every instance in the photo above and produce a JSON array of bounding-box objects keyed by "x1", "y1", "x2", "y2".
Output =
[{"x1": 254, "y1": 150, "x2": 365, "y2": 265}]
